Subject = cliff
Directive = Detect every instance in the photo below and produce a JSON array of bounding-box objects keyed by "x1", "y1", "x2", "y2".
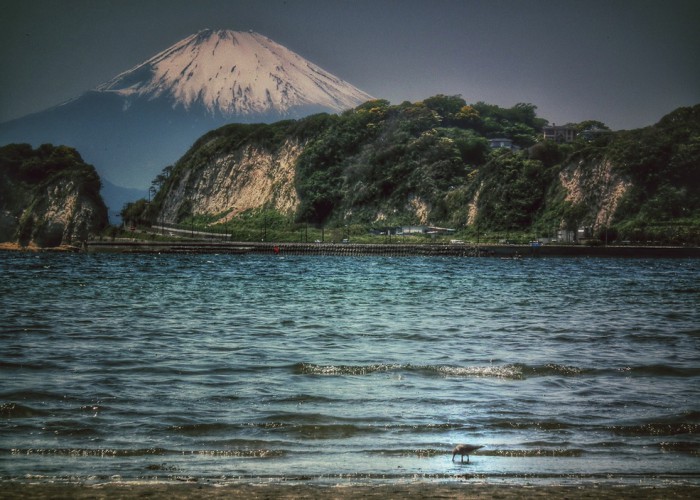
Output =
[
  {"x1": 0, "y1": 144, "x2": 108, "y2": 248},
  {"x1": 132, "y1": 98, "x2": 698, "y2": 245},
  {"x1": 558, "y1": 157, "x2": 630, "y2": 230},
  {"x1": 159, "y1": 139, "x2": 303, "y2": 224},
  {"x1": 143, "y1": 118, "x2": 334, "y2": 227}
]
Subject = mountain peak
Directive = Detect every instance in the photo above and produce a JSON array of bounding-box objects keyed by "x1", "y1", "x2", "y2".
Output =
[{"x1": 97, "y1": 29, "x2": 372, "y2": 118}]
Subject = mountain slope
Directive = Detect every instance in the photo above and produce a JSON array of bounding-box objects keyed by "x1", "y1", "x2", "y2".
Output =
[
  {"x1": 98, "y1": 29, "x2": 372, "y2": 118},
  {"x1": 0, "y1": 29, "x2": 372, "y2": 216}
]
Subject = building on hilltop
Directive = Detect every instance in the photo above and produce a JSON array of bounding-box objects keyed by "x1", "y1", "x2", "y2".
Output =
[{"x1": 543, "y1": 124, "x2": 577, "y2": 143}]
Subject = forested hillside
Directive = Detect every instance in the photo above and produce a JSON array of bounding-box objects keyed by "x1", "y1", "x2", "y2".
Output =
[{"x1": 127, "y1": 97, "x2": 700, "y2": 245}]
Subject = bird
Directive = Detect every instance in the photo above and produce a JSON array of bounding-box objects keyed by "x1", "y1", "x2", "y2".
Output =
[{"x1": 451, "y1": 444, "x2": 483, "y2": 463}]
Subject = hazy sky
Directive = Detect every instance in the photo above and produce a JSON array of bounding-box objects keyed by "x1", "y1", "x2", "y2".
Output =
[{"x1": 1, "y1": 0, "x2": 699, "y2": 130}]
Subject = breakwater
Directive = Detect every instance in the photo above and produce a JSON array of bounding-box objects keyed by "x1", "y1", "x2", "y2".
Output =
[{"x1": 86, "y1": 239, "x2": 700, "y2": 257}]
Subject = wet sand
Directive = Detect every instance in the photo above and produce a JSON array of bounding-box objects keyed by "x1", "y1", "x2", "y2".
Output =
[{"x1": 1, "y1": 482, "x2": 698, "y2": 499}]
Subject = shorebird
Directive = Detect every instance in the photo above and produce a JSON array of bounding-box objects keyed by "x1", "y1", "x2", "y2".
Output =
[{"x1": 451, "y1": 444, "x2": 483, "y2": 463}]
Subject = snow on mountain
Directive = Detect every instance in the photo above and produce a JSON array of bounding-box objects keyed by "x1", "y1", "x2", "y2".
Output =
[
  {"x1": 0, "y1": 28, "x2": 374, "y2": 216},
  {"x1": 97, "y1": 29, "x2": 373, "y2": 117}
]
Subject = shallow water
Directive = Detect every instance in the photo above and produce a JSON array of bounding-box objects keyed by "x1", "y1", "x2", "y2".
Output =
[{"x1": 1, "y1": 253, "x2": 698, "y2": 485}]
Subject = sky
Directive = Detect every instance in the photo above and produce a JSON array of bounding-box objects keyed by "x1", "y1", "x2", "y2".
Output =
[{"x1": 1, "y1": 0, "x2": 699, "y2": 130}]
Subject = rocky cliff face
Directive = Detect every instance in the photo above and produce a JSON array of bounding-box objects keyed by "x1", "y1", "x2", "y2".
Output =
[
  {"x1": 559, "y1": 157, "x2": 631, "y2": 230},
  {"x1": 0, "y1": 144, "x2": 108, "y2": 247},
  {"x1": 159, "y1": 139, "x2": 303, "y2": 224},
  {"x1": 29, "y1": 180, "x2": 106, "y2": 246}
]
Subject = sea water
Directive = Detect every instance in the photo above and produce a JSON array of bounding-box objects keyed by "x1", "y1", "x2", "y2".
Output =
[{"x1": 1, "y1": 252, "x2": 698, "y2": 485}]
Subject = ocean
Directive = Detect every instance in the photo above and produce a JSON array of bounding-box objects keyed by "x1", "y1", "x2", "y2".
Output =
[{"x1": 1, "y1": 252, "x2": 698, "y2": 486}]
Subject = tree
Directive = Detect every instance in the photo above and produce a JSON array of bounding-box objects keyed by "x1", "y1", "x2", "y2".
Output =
[
  {"x1": 120, "y1": 199, "x2": 150, "y2": 227},
  {"x1": 422, "y1": 95, "x2": 467, "y2": 124}
]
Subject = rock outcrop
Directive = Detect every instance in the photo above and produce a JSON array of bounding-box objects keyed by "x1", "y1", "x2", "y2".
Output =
[
  {"x1": 0, "y1": 144, "x2": 108, "y2": 248},
  {"x1": 559, "y1": 157, "x2": 631, "y2": 230},
  {"x1": 158, "y1": 139, "x2": 304, "y2": 224}
]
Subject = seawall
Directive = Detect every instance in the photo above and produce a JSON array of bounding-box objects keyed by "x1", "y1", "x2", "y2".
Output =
[{"x1": 86, "y1": 240, "x2": 700, "y2": 258}]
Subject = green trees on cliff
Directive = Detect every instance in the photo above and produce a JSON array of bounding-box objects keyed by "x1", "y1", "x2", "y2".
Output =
[
  {"x1": 294, "y1": 97, "x2": 545, "y2": 226},
  {"x1": 0, "y1": 143, "x2": 108, "y2": 246},
  {"x1": 127, "y1": 97, "x2": 700, "y2": 245}
]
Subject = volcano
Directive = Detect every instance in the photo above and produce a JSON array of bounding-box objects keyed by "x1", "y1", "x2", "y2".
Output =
[
  {"x1": 0, "y1": 29, "x2": 373, "y2": 217},
  {"x1": 98, "y1": 29, "x2": 372, "y2": 119}
]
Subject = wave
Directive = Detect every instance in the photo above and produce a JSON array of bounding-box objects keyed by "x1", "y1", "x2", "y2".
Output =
[
  {"x1": 293, "y1": 362, "x2": 589, "y2": 379},
  {"x1": 487, "y1": 415, "x2": 700, "y2": 436},
  {"x1": 40, "y1": 421, "x2": 101, "y2": 437},
  {"x1": 167, "y1": 422, "x2": 237, "y2": 436},
  {"x1": 490, "y1": 420, "x2": 574, "y2": 431},
  {"x1": 369, "y1": 447, "x2": 582, "y2": 458},
  {"x1": 1, "y1": 397, "x2": 107, "y2": 418},
  {"x1": 659, "y1": 441, "x2": 700, "y2": 455},
  {"x1": 293, "y1": 362, "x2": 700, "y2": 379},
  {"x1": 681, "y1": 410, "x2": 700, "y2": 420},
  {"x1": 618, "y1": 365, "x2": 700, "y2": 377},
  {"x1": 5, "y1": 448, "x2": 173, "y2": 457},
  {"x1": 293, "y1": 363, "x2": 405, "y2": 376},
  {"x1": 3, "y1": 446, "x2": 580, "y2": 461},
  {"x1": 0, "y1": 361, "x2": 60, "y2": 370},
  {"x1": 168, "y1": 417, "x2": 470, "y2": 439},
  {"x1": 480, "y1": 448, "x2": 584, "y2": 458},
  {"x1": 3, "y1": 448, "x2": 285, "y2": 458},
  {"x1": 272, "y1": 394, "x2": 339, "y2": 404},
  {"x1": 0, "y1": 402, "x2": 49, "y2": 418},
  {"x1": 168, "y1": 418, "x2": 380, "y2": 439},
  {"x1": 608, "y1": 422, "x2": 700, "y2": 436},
  {"x1": 368, "y1": 448, "x2": 447, "y2": 457},
  {"x1": 0, "y1": 325, "x2": 53, "y2": 335},
  {"x1": 0, "y1": 390, "x2": 74, "y2": 402},
  {"x1": 276, "y1": 423, "x2": 385, "y2": 439},
  {"x1": 268, "y1": 421, "x2": 465, "y2": 438}
]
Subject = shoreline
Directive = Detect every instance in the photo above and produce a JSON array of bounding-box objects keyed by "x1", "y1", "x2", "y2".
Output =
[
  {"x1": 86, "y1": 240, "x2": 700, "y2": 258},
  {"x1": 2, "y1": 239, "x2": 699, "y2": 257},
  {"x1": 0, "y1": 242, "x2": 82, "y2": 253},
  {"x1": 2, "y1": 481, "x2": 699, "y2": 499}
]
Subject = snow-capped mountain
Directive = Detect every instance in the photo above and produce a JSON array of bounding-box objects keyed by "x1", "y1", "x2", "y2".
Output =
[
  {"x1": 0, "y1": 29, "x2": 373, "y2": 218},
  {"x1": 98, "y1": 29, "x2": 372, "y2": 118}
]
